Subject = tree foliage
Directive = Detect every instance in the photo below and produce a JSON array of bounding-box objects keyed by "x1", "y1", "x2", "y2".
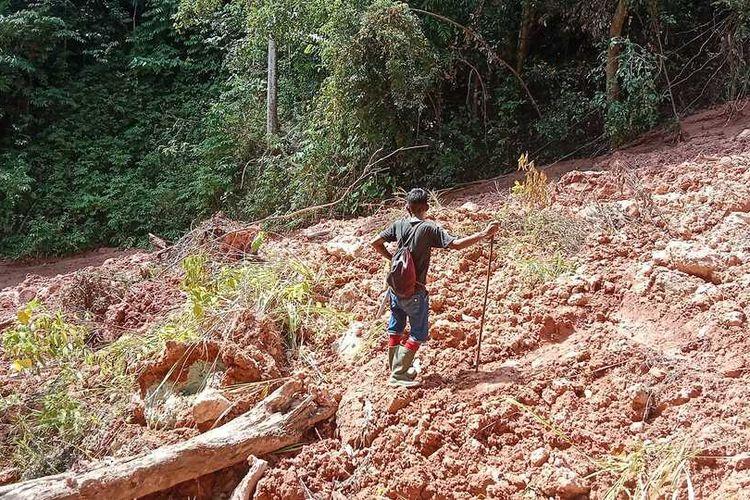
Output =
[{"x1": 1, "y1": 0, "x2": 749, "y2": 257}]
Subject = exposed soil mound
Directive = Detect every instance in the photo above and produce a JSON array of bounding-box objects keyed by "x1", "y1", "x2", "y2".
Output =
[{"x1": 1, "y1": 102, "x2": 750, "y2": 498}]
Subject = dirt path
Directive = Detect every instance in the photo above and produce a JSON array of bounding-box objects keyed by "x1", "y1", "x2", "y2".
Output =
[{"x1": 0, "y1": 248, "x2": 138, "y2": 290}]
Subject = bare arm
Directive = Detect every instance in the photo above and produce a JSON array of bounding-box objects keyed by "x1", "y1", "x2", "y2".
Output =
[
  {"x1": 447, "y1": 222, "x2": 500, "y2": 250},
  {"x1": 370, "y1": 236, "x2": 393, "y2": 261}
]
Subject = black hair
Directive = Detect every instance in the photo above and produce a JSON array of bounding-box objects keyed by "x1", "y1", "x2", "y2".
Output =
[{"x1": 405, "y1": 188, "x2": 429, "y2": 207}]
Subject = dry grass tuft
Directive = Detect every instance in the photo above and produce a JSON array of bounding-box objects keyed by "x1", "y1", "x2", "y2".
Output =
[{"x1": 512, "y1": 153, "x2": 550, "y2": 208}]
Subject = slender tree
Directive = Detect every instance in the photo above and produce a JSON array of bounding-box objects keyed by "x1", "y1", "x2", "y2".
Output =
[
  {"x1": 606, "y1": 0, "x2": 629, "y2": 103},
  {"x1": 266, "y1": 36, "x2": 279, "y2": 136},
  {"x1": 516, "y1": 0, "x2": 535, "y2": 74}
]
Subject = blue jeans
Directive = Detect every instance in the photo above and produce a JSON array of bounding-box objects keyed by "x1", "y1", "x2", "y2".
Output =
[{"x1": 387, "y1": 289, "x2": 429, "y2": 342}]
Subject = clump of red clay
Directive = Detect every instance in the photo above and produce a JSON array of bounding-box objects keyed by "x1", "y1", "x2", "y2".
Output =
[{"x1": 2, "y1": 102, "x2": 750, "y2": 498}]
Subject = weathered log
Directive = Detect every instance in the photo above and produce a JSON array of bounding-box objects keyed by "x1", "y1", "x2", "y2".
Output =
[
  {"x1": 148, "y1": 233, "x2": 169, "y2": 250},
  {"x1": 0, "y1": 378, "x2": 335, "y2": 500},
  {"x1": 229, "y1": 456, "x2": 267, "y2": 500}
]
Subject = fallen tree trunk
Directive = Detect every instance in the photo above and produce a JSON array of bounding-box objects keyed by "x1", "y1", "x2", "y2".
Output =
[{"x1": 0, "y1": 378, "x2": 335, "y2": 500}]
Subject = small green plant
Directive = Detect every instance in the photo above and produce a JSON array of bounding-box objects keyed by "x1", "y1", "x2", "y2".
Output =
[
  {"x1": 3, "y1": 372, "x2": 94, "y2": 479},
  {"x1": 2, "y1": 300, "x2": 88, "y2": 371},
  {"x1": 180, "y1": 253, "x2": 217, "y2": 318},
  {"x1": 250, "y1": 230, "x2": 266, "y2": 254}
]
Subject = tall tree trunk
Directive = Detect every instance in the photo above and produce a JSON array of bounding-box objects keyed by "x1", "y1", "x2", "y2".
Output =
[
  {"x1": 266, "y1": 36, "x2": 279, "y2": 137},
  {"x1": 606, "y1": 0, "x2": 629, "y2": 103},
  {"x1": 516, "y1": 2, "x2": 535, "y2": 75}
]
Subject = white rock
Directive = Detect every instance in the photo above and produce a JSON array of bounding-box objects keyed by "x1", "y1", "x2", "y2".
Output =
[
  {"x1": 648, "y1": 367, "x2": 666, "y2": 381},
  {"x1": 192, "y1": 388, "x2": 231, "y2": 424},
  {"x1": 335, "y1": 321, "x2": 365, "y2": 358},
  {"x1": 736, "y1": 129, "x2": 750, "y2": 141},
  {"x1": 723, "y1": 310, "x2": 746, "y2": 327},
  {"x1": 529, "y1": 447, "x2": 549, "y2": 467},
  {"x1": 325, "y1": 237, "x2": 363, "y2": 259},
  {"x1": 567, "y1": 293, "x2": 588, "y2": 306},
  {"x1": 459, "y1": 201, "x2": 480, "y2": 213},
  {"x1": 629, "y1": 421, "x2": 645, "y2": 434},
  {"x1": 665, "y1": 240, "x2": 724, "y2": 281}
]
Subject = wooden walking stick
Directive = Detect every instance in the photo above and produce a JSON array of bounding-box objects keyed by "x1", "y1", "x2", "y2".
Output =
[{"x1": 474, "y1": 235, "x2": 495, "y2": 372}]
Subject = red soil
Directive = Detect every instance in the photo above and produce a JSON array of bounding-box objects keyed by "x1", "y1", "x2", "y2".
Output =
[{"x1": 1, "y1": 101, "x2": 750, "y2": 498}]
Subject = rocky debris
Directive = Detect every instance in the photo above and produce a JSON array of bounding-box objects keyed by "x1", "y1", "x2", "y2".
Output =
[
  {"x1": 566, "y1": 292, "x2": 589, "y2": 307},
  {"x1": 629, "y1": 384, "x2": 654, "y2": 421},
  {"x1": 709, "y1": 300, "x2": 748, "y2": 327},
  {"x1": 648, "y1": 366, "x2": 666, "y2": 381},
  {"x1": 629, "y1": 421, "x2": 645, "y2": 434},
  {"x1": 386, "y1": 391, "x2": 411, "y2": 414},
  {"x1": 691, "y1": 283, "x2": 724, "y2": 309},
  {"x1": 663, "y1": 385, "x2": 701, "y2": 407},
  {"x1": 720, "y1": 356, "x2": 746, "y2": 378},
  {"x1": 459, "y1": 201, "x2": 480, "y2": 213},
  {"x1": 3, "y1": 104, "x2": 750, "y2": 498},
  {"x1": 334, "y1": 321, "x2": 365, "y2": 359},
  {"x1": 336, "y1": 384, "x2": 380, "y2": 448},
  {"x1": 538, "y1": 464, "x2": 590, "y2": 498},
  {"x1": 193, "y1": 388, "x2": 232, "y2": 426},
  {"x1": 0, "y1": 468, "x2": 19, "y2": 486}
]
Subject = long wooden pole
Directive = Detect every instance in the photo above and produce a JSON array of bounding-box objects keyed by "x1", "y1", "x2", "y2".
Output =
[{"x1": 474, "y1": 235, "x2": 494, "y2": 372}]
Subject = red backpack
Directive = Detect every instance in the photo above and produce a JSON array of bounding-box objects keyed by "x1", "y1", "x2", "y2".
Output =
[{"x1": 387, "y1": 222, "x2": 423, "y2": 298}]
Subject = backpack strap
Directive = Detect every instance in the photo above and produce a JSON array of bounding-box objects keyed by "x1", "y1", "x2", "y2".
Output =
[{"x1": 398, "y1": 221, "x2": 424, "y2": 249}]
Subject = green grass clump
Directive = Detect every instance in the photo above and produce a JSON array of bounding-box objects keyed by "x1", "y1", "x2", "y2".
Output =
[
  {"x1": 177, "y1": 252, "x2": 350, "y2": 349},
  {"x1": 591, "y1": 439, "x2": 697, "y2": 500},
  {"x1": 493, "y1": 204, "x2": 589, "y2": 284},
  {"x1": 1, "y1": 370, "x2": 95, "y2": 480}
]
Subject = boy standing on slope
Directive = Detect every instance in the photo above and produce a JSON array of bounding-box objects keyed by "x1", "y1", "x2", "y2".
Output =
[{"x1": 371, "y1": 188, "x2": 499, "y2": 387}]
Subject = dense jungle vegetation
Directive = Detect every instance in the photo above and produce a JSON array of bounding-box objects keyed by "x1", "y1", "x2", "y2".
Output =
[{"x1": 1, "y1": 0, "x2": 749, "y2": 257}]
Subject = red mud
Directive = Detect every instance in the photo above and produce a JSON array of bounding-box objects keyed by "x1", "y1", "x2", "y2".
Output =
[
  {"x1": 0, "y1": 247, "x2": 137, "y2": 290},
  {"x1": 2, "y1": 101, "x2": 750, "y2": 498}
]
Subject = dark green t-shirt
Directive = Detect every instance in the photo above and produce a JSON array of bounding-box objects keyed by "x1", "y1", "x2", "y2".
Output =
[{"x1": 379, "y1": 217, "x2": 456, "y2": 290}]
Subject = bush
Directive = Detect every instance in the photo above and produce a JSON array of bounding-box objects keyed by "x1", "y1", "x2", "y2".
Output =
[
  {"x1": 604, "y1": 40, "x2": 662, "y2": 145},
  {"x1": 2, "y1": 300, "x2": 88, "y2": 371}
]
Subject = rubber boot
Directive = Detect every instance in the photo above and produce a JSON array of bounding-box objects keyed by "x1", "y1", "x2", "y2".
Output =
[
  {"x1": 387, "y1": 344, "x2": 399, "y2": 370},
  {"x1": 388, "y1": 345, "x2": 418, "y2": 378},
  {"x1": 388, "y1": 345, "x2": 420, "y2": 388}
]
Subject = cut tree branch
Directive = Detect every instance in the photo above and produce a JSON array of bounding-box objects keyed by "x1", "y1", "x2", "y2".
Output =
[
  {"x1": 226, "y1": 144, "x2": 429, "y2": 233},
  {"x1": 0, "y1": 378, "x2": 335, "y2": 500}
]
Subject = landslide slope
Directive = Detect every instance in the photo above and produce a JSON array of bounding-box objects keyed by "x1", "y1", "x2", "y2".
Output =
[{"x1": 1, "y1": 102, "x2": 749, "y2": 499}]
